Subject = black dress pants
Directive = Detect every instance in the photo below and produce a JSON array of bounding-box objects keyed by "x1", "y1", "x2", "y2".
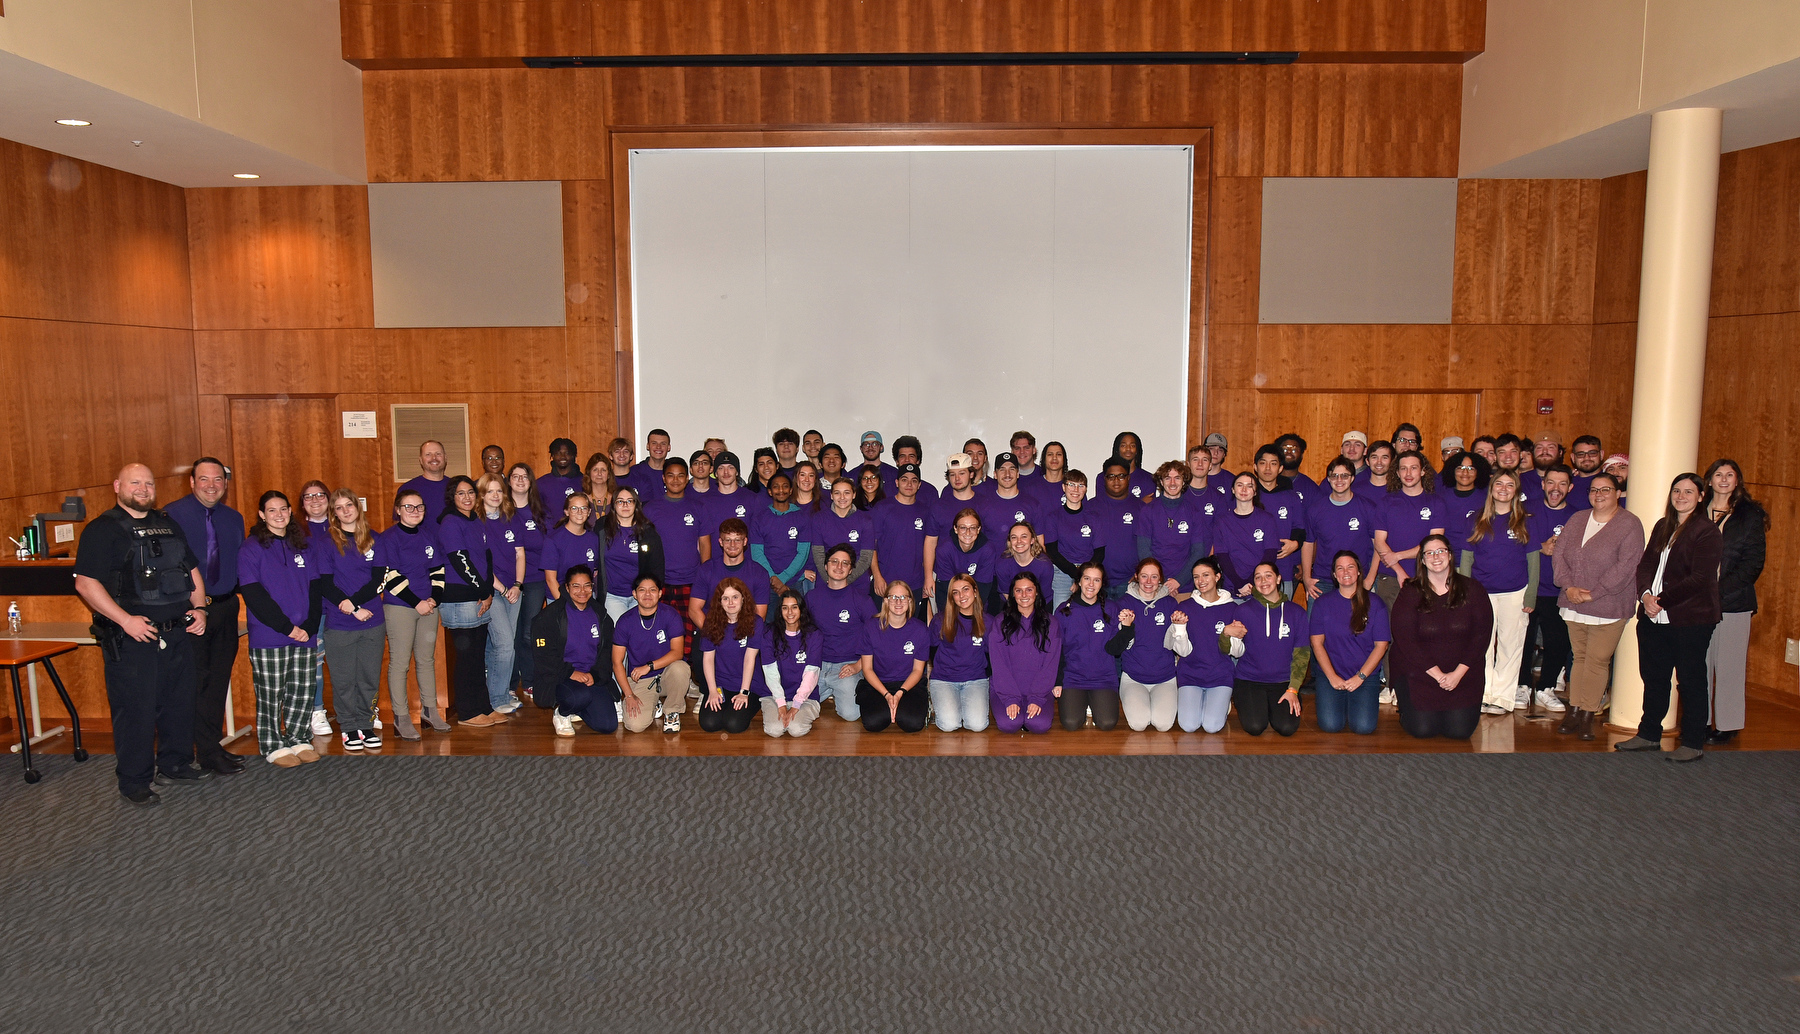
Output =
[
  {"x1": 1520, "y1": 596, "x2": 1572, "y2": 692},
  {"x1": 1636, "y1": 620, "x2": 1716, "y2": 750},
  {"x1": 190, "y1": 594, "x2": 240, "y2": 763},
  {"x1": 855, "y1": 679, "x2": 930, "y2": 733},
  {"x1": 1233, "y1": 678, "x2": 1300, "y2": 737},
  {"x1": 1057, "y1": 687, "x2": 1121, "y2": 731},
  {"x1": 448, "y1": 623, "x2": 490, "y2": 719},
  {"x1": 104, "y1": 631, "x2": 196, "y2": 793}
]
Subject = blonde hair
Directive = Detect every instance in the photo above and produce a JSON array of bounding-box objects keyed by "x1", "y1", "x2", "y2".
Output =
[
  {"x1": 327, "y1": 489, "x2": 374, "y2": 555},
  {"x1": 882, "y1": 580, "x2": 915, "y2": 630},
  {"x1": 1469, "y1": 471, "x2": 1530, "y2": 544}
]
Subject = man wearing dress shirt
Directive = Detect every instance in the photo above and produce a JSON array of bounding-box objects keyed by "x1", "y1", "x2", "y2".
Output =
[{"x1": 165, "y1": 458, "x2": 247, "y2": 776}]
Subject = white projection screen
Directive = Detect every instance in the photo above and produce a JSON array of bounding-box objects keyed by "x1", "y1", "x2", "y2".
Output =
[{"x1": 628, "y1": 146, "x2": 1194, "y2": 478}]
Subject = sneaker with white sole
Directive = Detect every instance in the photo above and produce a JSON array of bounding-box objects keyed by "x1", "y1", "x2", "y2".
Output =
[
  {"x1": 1378, "y1": 687, "x2": 1397, "y2": 707},
  {"x1": 342, "y1": 729, "x2": 366, "y2": 751},
  {"x1": 362, "y1": 727, "x2": 383, "y2": 748},
  {"x1": 1534, "y1": 688, "x2": 1567, "y2": 712},
  {"x1": 494, "y1": 701, "x2": 520, "y2": 715},
  {"x1": 1513, "y1": 685, "x2": 1532, "y2": 710},
  {"x1": 1480, "y1": 702, "x2": 1510, "y2": 715},
  {"x1": 662, "y1": 710, "x2": 681, "y2": 733},
  {"x1": 310, "y1": 709, "x2": 332, "y2": 737},
  {"x1": 552, "y1": 709, "x2": 575, "y2": 737},
  {"x1": 506, "y1": 691, "x2": 522, "y2": 710}
]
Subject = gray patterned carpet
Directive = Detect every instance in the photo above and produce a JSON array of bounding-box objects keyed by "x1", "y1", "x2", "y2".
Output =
[{"x1": 2, "y1": 751, "x2": 1798, "y2": 1033}]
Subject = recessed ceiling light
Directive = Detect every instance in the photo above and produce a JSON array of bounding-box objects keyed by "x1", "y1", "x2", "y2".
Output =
[
  {"x1": 56, "y1": 119, "x2": 91, "y2": 127},
  {"x1": 233, "y1": 173, "x2": 260, "y2": 179}
]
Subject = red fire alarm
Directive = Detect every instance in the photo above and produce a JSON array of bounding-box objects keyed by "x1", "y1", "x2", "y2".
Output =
[{"x1": 1537, "y1": 398, "x2": 1554, "y2": 415}]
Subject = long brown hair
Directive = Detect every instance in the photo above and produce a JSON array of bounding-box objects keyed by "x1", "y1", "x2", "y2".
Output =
[
  {"x1": 1330, "y1": 550, "x2": 1371, "y2": 634},
  {"x1": 700, "y1": 577, "x2": 757, "y2": 644},
  {"x1": 1412, "y1": 534, "x2": 1469, "y2": 612},
  {"x1": 1468, "y1": 471, "x2": 1529, "y2": 544},
  {"x1": 938, "y1": 574, "x2": 986, "y2": 642},
  {"x1": 475, "y1": 473, "x2": 515, "y2": 521},
  {"x1": 1651, "y1": 472, "x2": 1709, "y2": 551},
  {"x1": 327, "y1": 488, "x2": 374, "y2": 555}
]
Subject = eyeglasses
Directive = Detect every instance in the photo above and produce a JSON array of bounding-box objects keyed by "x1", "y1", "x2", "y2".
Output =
[
  {"x1": 1105, "y1": 473, "x2": 1129, "y2": 480},
  {"x1": 886, "y1": 594, "x2": 911, "y2": 601},
  {"x1": 1327, "y1": 473, "x2": 1354, "y2": 481},
  {"x1": 1396, "y1": 437, "x2": 1420, "y2": 446},
  {"x1": 954, "y1": 524, "x2": 980, "y2": 533},
  {"x1": 1422, "y1": 548, "x2": 1449, "y2": 557},
  {"x1": 301, "y1": 493, "x2": 327, "y2": 501},
  {"x1": 399, "y1": 503, "x2": 425, "y2": 512}
]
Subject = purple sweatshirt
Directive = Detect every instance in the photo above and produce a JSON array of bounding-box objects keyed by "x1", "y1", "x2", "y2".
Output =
[
  {"x1": 240, "y1": 533, "x2": 322, "y2": 649},
  {"x1": 989, "y1": 617, "x2": 1062, "y2": 709},
  {"x1": 1228, "y1": 596, "x2": 1308, "y2": 684}
]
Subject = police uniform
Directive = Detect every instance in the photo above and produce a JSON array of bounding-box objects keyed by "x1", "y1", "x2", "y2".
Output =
[{"x1": 73, "y1": 504, "x2": 202, "y2": 797}]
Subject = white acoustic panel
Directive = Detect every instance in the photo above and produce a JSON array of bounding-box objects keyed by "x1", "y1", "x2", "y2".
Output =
[
  {"x1": 368, "y1": 181, "x2": 567, "y2": 328},
  {"x1": 628, "y1": 146, "x2": 1194, "y2": 478},
  {"x1": 1258, "y1": 178, "x2": 1458, "y2": 325}
]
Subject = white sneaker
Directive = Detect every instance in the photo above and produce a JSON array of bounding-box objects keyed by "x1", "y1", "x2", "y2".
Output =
[
  {"x1": 551, "y1": 709, "x2": 575, "y2": 737},
  {"x1": 506, "y1": 691, "x2": 522, "y2": 710},
  {"x1": 1514, "y1": 685, "x2": 1531, "y2": 710},
  {"x1": 1480, "y1": 702, "x2": 1510, "y2": 715},
  {"x1": 494, "y1": 701, "x2": 519, "y2": 715},
  {"x1": 1378, "y1": 687, "x2": 1397, "y2": 707},
  {"x1": 310, "y1": 709, "x2": 332, "y2": 736},
  {"x1": 569, "y1": 712, "x2": 583, "y2": 725},
  {"x1": 1535, "y1": 688, "x2": 1567, "y2": 712}
]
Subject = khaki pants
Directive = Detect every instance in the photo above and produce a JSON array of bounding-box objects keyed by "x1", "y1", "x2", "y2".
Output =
[
  {"x1": 621, "y1": 660, "x2": 693, "y2": 732},
  {"x1": 1566, "y1": 618, "x2": 1626, "y2": 712}
]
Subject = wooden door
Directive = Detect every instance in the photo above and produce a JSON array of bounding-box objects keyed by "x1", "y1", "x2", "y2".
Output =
[{"x1": 227, "y1": 397, "x2": 339, "y2": 515}]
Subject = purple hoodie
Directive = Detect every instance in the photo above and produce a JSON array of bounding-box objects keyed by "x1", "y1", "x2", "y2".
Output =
[
  {"x1": 989, "y1": 615, "x2": 1062, "y2": 709},
  {"x1": 1228, "y1": 595, "x2": 1308, "y2": 684}
]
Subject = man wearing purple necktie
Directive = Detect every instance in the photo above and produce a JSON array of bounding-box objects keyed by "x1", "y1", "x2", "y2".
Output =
[{"x1": 166, "y1": 458, "x2": 248, "y2": 775}]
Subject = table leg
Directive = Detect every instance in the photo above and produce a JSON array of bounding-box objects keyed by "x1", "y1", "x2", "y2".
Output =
[
  {"x1": 222, "y1": 677, "x2": 252, "y2": 746},
  {"x1": 10, "y1": 664, "x2": 67, "y2": 754},
  {"x1": 11, "y1": 667, "x2": 38, "y2": 783},
  {"x1": 40, "y1": 659, "x2": 87, "y2": 762}
]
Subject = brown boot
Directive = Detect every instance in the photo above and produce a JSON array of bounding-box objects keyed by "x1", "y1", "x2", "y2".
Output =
[
  {"x1": 1575, "y1": 709, "x2": 1596, "y2": 741},
  {"x1": 1557, "y1": 707, "x2": 1580, "y2": 735}
]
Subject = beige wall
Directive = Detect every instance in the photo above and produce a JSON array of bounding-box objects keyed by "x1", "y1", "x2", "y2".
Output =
[
  {"x1": 0, "y1": 0, "x2": 364, "y2": 181},
  {"x1": 1462, "y1": 0, "x2": 1800, "y2": 176}
]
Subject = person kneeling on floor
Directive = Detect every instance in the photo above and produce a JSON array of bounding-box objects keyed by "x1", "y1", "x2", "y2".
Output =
[
  {"x1": 759, "y1": 589, "x2": 822, "y2": 737},
  {"x1": 532, "y1": 565, "x2": 619, "y2": 735}
]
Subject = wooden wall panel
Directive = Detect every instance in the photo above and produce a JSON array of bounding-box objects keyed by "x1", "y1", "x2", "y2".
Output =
[
  {"x1": 1476, "y1": 389, "x2": 1587, "y2": 443},
  {"x1": 1252, "y1": 392, "x2": 1371, "y2": 476},
  {"x1": 227, "y1": 397, "x2": 343, "y2": 514},
  {"x1": 1448, "y1": 324, "x2": 1593, "y2": 388},
  {"x1": 1592, "y1": 170, "x2": 1646, "y2": 325},
  {"x1": 1711, "y1": 138, "x2": 1800, "y2": 319},
  {"x1": 0, "y1": 140, "x2": 192, "y2": 330},
  {"x1": 187, "y1": 186, "x2": 375, "y2": 330},
  {"x1": 341, "y1": 0, "x2": 1486, "y2": 65},
  {"x1": 1584, "y1": 322, "x2": 1635, "y2": 456},
  {"x1": 1209, "y1": 177, "x2": 1260, "y2": 325},
  {"x1": 1745, "y1": 485, "x2": 1799, "y2": 694},
  {"x1": 1254, "y1": 325, "x2": 1454, "y2": 391},
  {"x1": 364, "y1": 68, "x2": 612, "y2": 181},
  {"x1": 1366, "y1": 393, "x2": 1479, "y2": 467},
  {"x1": 1452, "y1": 179, "x2": 1599, "y2": 325},
  {"x1": 1700, "y1": 314, "x2": 1800, "y2": 490}
]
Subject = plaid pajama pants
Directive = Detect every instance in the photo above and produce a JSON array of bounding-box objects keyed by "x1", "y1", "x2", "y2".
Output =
[
  {"x1": 251, "y1": 646, "x2": 321, "y2": 755},
  {"x1": 663, "y1": 583, "x2": 695, "y2": 661}
]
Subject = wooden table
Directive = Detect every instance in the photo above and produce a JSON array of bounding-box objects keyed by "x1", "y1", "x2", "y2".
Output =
[{"x1": 0, "y1": 640, "x2": 88, "y2": 783}]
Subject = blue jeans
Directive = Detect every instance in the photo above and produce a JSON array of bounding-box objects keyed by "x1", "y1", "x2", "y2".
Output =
[
  {"x1": 1105, "y1": 582, "x2": 1130, "y2": 602},
  {"x1": 604, "y1": 594, "x2": 634, "y2": 622},
  {"x1": 1051, "y1": 568, "x2": 1074, "y2": 609},
  {"x1": 819, "y1": 659, "x2": 862, "y2": 721},
  {"x1": 1177, "y1": 684, "x2": 1232, "y2": 733},
  {"x1": 512, "y1": 581, "x2": 546, "y2": 691},
  {"x1": 438, "y1": 600, "x2": 484, "y2": 629},
  {"x1": 928, "y1": 678, "x2": 990, "y2": 731},
  {"x1": 1315, "y1": 677, "x2": 1380, "y2": 734},
  {"x1": 484, "y1": 592, "x2": 520, "y2": 708}
]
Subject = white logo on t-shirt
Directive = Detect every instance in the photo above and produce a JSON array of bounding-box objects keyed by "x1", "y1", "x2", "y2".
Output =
[
  {"x1": 1277, "y1": 506, "x2": 1289, "y2": 519},
  {"x1": 563, "y1": 488, "x2": 574, "y2": 497},
  {"x1": 504, "y1": 531, "x2": 516, "y2": 542},
  {"x1": 363, "y1": 548, "x2": 375, "y2": 560},
  {"x1": 1153, "y1": 612, "x2": 1166, "y2": 626},
  {"x1": 1348, "y1": 518, "x2": 1361, "y2": 530},
  {"x1": 1177, "y1": 521, "x2": 1190, "y2": 534},
  {"x1": 1092, "y1": 619, "x2": 1105, "y2": 632},
  {"x1": 1079, "y1": 525, "x2": 1092, "y2": 538},
  {"x1": 787, "y1": 527, "x2": 798, "y2": 540},
  {"x1": 848, "y1": 530, "x2": 860, "y2": 542},
  {"x1": 1203, "y1": 503, "x2": 1216, "y2": 516},
  {"x1": 734, "y1": 505, "x2": 747, "y2": 518},
  {"x1": 425, "y1": 546, "x2": 435, "y2": 558},
  {"x1": 1213, "y1": 620, "x2": 1226, "y2": 634},
  {"x1": 1122, "y1": 513, "x2": 1135, "y2": 525},
  {"x1": 913, "y1": 518, "x2": 924, "y2": 531},
  {"x1": 1013, "y1": 511, "x2": 1026, "y2": 523},
  {"x1": 590, "y1": 624, "x2": 600, "y2": 639},
  {"x1": 795, "y1": 651, "x2": 807, "y2": 663},
  {"x1": 1131, "y1": 486, "x2": 1144, "y2": 497},
  {"x1": 1253, "y1": 529, "x2": 1265, "y2": 542},
  {"x1": 683, "y1": 514, "x2": 694, "y2": 526},
  {"x1": 1553, "y1": 524, "x2": 1565, "y2": 536},
  {"x1": 1419, "y1": 506, "x2": 1434, "y2": 519},
  {"x1": 965, "y1": 563, "x2": 977, "y2": 574},
  {"x1": 837, "y1": 610, "x2": 850, "y2": 623},
  {"x1": 525, "y1": 521, "x2": 537, "y2": 530},
  {"x1": 629, "y1": 541, "x2": 641, "y2": 554},
  {"x1": 970, "y1": 636, "x2": 984, "y2": 647},
  {"x1": 584, "y1": 549, "x2": 596, "y2": 561},
  {"x1": 737, "y1": 636, "x2": 749, "y2": 648},
  {"x1": 655, "y1": 630, "x2": 667, "y2": 643},
  {"x1": 294, "y1": 555, "x2": 306, "y2": 568},
  {"x1": 902, "y1": 640, "x2": 915, "y2": 655}
]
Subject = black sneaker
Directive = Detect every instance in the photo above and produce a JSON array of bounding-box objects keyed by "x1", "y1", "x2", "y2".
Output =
[
  {"x1": 342, "y1": 729, "x2": 366, "y2": 751},
  {"x1": 361, "y1": 728, "x2": 382, "y2": 748},
  {"x1": 121, "y1": 788, "x2": 161, "y2": 806},
  {"x1": 154, "y1": 764, "x2": 213, "y2": 784}
]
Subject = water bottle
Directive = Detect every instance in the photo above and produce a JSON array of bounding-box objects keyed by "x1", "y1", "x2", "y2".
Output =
[{"x1": 7, "y1": 602, "x2": 20, "y2": 636}]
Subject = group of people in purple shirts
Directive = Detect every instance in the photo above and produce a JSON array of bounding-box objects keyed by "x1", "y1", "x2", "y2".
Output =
[{"x1": 217, "y1": 418, "x2": 1763, "y2": 763}]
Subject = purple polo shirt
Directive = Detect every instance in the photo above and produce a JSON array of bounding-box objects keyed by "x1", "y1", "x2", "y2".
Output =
[
  {"x1": 644, "y1": 493, "x2": 710, "y2": 585},
  {"x1": 864, "y1": 617, "x2": 929, "y2": 684},
  {"x1": 240, "y1": 533, "x2": 321, "y2": 649},
  {"x1": 1376, "y1": 490, "x2": 1445, "y2": 577},
  {"x1": 930, "y1": 612, "x2": 991, "y2": 682},
  {"x1": 613, "y1": 602, "x2": 685, "y2": 669}
]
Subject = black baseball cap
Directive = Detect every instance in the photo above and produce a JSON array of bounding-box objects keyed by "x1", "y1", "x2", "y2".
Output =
[
  {"x1": 994, "y1": 453, "x2": 1019, "y2": 471},
  {"x1": 896, "y1": 462, "x2": 921, "y2": 478}
]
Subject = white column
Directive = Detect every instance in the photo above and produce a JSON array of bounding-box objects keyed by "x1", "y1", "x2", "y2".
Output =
[{"x1": 1610, "y1": 107, "x2": 1722, "y2": 733}]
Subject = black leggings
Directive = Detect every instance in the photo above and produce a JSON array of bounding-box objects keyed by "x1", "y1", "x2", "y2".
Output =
[
  {"x1": 1394, "y1": 674, "x2": 1479, "y2": 739},
  {"x1": 1522, "y1": 597, "x2": 1572, "y2": 691},
  {"x1": 1233, "y1": 679, "x2": 1300, "y2": 737},
  {"x1": 446, "y1": 623, "x2": 489, "y2": 719},
  {"x1": 1058, "y1": 687, "x2": 1121, "y2": 731},
  {"x1": 855, "y1": 679, "x2": 930, "y2": 733},
  {"x1": 697, "y1": 694, "x2": 757, "y2": 733}
]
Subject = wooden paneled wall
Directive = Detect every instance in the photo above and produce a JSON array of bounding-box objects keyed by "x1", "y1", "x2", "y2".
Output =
[{"x1": 340, "y1": 0, "x2": 1489, "y2": 68}]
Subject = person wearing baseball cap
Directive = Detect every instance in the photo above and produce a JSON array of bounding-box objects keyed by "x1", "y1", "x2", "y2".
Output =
[
  {"x1": 859, "y1": 431, "x2": 897, "y2": 488},
  {"x1": 1340, "y1": 431, "x2": 1368, "y2": 473},
  {"x1": 923, "y1": 454, "x2": 981, "y2": 601},
  {"x1": 1439, "y1": 436, "x2": 1464, "y2": 466},
  {"x1": 704, "y1": 452, "x2": 754, "y2": 555},
  {"x1": 1202, "y1": 432, "x2": 1234, "y2": 493},
  {"x1": 870, "y1": 462, "x2": 930, "y2": 620},
  {"x1": 973, "y1": 453, "x2": 1044, "y2": 554}
]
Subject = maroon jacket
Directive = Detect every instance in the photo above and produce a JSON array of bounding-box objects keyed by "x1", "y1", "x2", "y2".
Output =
[{"x1": 1635, "y1": 515, "x2": 1723, "y2": 627}]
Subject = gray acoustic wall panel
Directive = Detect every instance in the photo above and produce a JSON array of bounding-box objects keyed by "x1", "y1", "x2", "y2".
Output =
[
  {"x1": 368, "y1": 181, "x2": 567, "y2": 328},
  {"x1": 1257, "y1": 178, "x2": 1458, "y2": 325}
]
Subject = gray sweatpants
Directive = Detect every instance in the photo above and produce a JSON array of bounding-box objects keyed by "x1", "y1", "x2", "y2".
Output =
[
  {"x1": 383, "y1": 604, "x2": 439, "y2": 721},
  {"x1": 1705, "y1": 610, "x2": 1753, "y2": 732},
  {"x1": 323, "y1": 625, "x2": 386, "y2": 732}
]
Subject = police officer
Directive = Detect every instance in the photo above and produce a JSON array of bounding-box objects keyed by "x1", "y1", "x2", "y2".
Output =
[
  {"x1": 165, "y1": 457, "x2": 246, "y2": 776},
  {"x1": 73, "y1": 464, "x2": 213, "y2": 805}
]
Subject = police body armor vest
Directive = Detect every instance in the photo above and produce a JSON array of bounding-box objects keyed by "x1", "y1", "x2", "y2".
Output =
[{"x1": 110, "y1": 509, "x2": 192, "y2": 607}]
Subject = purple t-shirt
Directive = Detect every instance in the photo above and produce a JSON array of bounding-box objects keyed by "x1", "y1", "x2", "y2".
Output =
[
  {"x1": 1210, "y1": 507, "x2": 1282, "y2": 591},
  {"x1": 1087, "y1": 495, "x2": 1144, "y2": 586},
  {"x1": 930, "y1": 612, "x2": 991, "y2": 682},
  {"x1": 240, "y1": 533, "x2": 321, "y2": 649},
  {"x1": 1124, "y1": 468, "x2": 1155, "y2": 501},
  {"x1": 871, "y1": 498, "x2": 930, "y2": 593},
  {"x1": 1528, "y1": 505, "x2": 1573, "y2": 595},
  {"x1": 935, "y1": 536, "x2": 1000, "y2": 585},
  {"x1": 927, "y1": 491, "x2": 982, "y2": 538},
  {"x1": 864, "y1": 617, "x2": 929, "y2": 685},
  {"x1": 1232, "y1": 598, "x2": 1308, "y2": 684},
  {"x1": 1462, "y1": 514, "x2": 1531, "y2": 594},
  {"x1": 323, "y1": 535, "x2": 384, "y2": 632},
  {"x1": 1303, "y1": 494, "x2": 1379, "y2": 580},
  {"x1": 692, "y1": 555, "x2": 771, "y2": 618},
  {"x1": 564, "y1": 602, "x2": 603, "y2": 671},
  {"x1": 751, "y1": 503, "x2": 811, "y2": 577},
  {"x1": 810, "y1": 506, "x2": 876, "y2": 558},
  {"x1": 1306, "y1": 590, "x2": 1391, "y2": 679},
  {"x1": 484, "y1": 511, "x2": 524, "y2": 587},
  {"x1": 1173, "y1": 595, "x2": 1238, "y2": 687},
  {"x1": 508, "y1": 510, "x2": 547, "y2": 585},
  {"x1": 1568, "y1": 472, "x2": 1597, "y2": 512},
  {"x1": 805, "y1": 581, "x2": 875, "y2": 660},
  {"x1": 401, "y1": 475, "x2": 451, "y2": 525},
  {"x1": 1350, "y1": 469, "x2": 1389, "y2": 504},
  {"x1": 993, "y1": 553, "x2": 1054, "y2": 599},
  {"x1": 760, "y1": 626, "x2": 824, "y2": 698},
  {"x1": 973, "y1": 487, "x2": 1042, "y2": 543},
  {"x1": 643, "y1": 493, "x2": 710, "y2": 586},
  {"x1": 1044, "y1": 502, "x2": 1103, "y2": 565},
  {"x1": 613, "y1": 602, "x2": 685, "y2": 669},
  {"x1": 1139, "y1": 493, "x2": 1211, "y2": 590},
  {"x1": 1437, "y1": 488, "x2": 1485, "y2": 551},
  {"x1": 1055, "y1": 597, "x2": 1121, "y2": 689},
  {"x1": 705, "y1": 488, "x2": 757, "y2": 551},
  {"x1": 697, "y1": 615, "x2": 762, "y2": 695},
  {"x1": 1205, "y1": 469, "x2": 1236, "y2": 495},
  {"x1": 1376, "y1": 490, "x2": 1445, "y2": 577},
  {"x1": 541, "y1": 526, "x2": 601, "y2": 590},
  {"x1": 1118, "y1": 591, "x2": 1178, "y2": 684},
  {"x1": 536, "y1": 472, "x2": 584, "y2": 525},
  {"x1": 1258, "y1": 484, "x2": 1308, "y2": 582},
  {"x1": 623, "y1": 461, "x2": 667, "y2": 502},
  {"x1": 602, "y1": 525, "x2": 651, "y2": 597},
  {"x1": 373, "y1": 522, "x2": 440, "y2": 607}
]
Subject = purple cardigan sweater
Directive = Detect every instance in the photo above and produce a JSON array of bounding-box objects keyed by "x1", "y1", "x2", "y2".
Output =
[{"x1": 1550, "y1": 508, "x2": 1645, "y2": 621}]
